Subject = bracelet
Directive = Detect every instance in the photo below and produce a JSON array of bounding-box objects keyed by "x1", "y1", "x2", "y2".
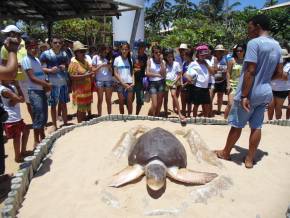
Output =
[{"x1": 241, "y1": 95, "x2": 248, "y2": 99}]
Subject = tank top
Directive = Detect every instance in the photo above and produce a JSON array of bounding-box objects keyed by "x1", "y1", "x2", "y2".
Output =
[
  {"x1": 148, "y1": 58, "x2": 163, "y2": 82},
  {"x1": 230, "y1": 59, "x2": 243, "y2": 93}
]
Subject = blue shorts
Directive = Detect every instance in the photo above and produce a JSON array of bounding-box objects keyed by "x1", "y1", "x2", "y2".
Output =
[
  {"x1": 228, "y1": 101, "x2": 266, "y2": 129},
  {"x1": 48, "y1": 85, "x2": 70, "y2": 107},
  {"x1": 116, "y1": 84, "x2": 134, "y2": 94},
  {"x1": 148, "y1": 80, "x2": 165, "y2": 95},
  {"x1": 28, "y1": 90, "x2": 48, "y2": 129},
  {"x1": 95, "y1": 80, "x2": 113, "y2": 88}
]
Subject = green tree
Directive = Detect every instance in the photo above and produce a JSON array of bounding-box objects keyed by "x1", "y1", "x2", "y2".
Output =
[{"x1": 172, "y1": 0, "x2": 197, "y2": 19}]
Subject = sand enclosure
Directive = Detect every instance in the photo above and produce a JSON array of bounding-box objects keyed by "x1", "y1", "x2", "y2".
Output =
[{"x1": 18, "y1": 120, "x2": 290, "y2": 218}]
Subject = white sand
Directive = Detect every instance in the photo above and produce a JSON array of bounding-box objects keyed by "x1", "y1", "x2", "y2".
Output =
[{"x1": 18, "y1": 121, "x2": 290, "y2": 218}]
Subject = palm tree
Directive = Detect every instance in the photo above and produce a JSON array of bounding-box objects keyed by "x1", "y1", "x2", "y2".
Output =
[
  {"x1": 199, "y1": 0, "x2": 241, "y2": 21},
  {"x1": 145, "y1": 0, "x2": 172, "y2": 30},
  {"x1": 264, "y1": 0, "x2": 279, "y2": 7},
  {"x1": 172, "y1": 0, "x2": 198, "y2": 19}
]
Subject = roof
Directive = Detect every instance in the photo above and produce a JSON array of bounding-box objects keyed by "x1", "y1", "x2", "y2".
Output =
[
  {"x1": 261, "y1": 2, "x2": 290, "y2": 10},
  {"x1": 0, "y1": 0, "x2": 142, "y2": 22}
]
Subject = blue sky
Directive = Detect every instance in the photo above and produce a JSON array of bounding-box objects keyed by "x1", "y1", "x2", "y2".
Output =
[{"x1": 145, "y1": 0, "x2": 289, "y2": 10}]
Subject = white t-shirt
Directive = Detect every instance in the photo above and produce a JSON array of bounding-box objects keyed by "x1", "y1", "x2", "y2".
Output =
[
  {"x1": 0, "y1": 85, "x2": 22, "y2": 123},
  {"x1": 21, "y1": 55, "x2": 46, "y2": 90},
  {"x1": 190, "y1": 61, "x2": 210, "y2": 88},
  {"x1": 166, "y1": 61, "x2": 181, "y2": 81},
  {"x1": 147, "y1": 58, "x2": 164, "y2": 82},
  {"x1": 92, "y1": 55, "x2": 112, "y2": 82},
  {"x1": 113, "y1": 56, "x2": 133, "y2": 83}
]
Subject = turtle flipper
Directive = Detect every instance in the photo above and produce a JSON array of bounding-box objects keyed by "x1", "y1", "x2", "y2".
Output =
[
  {"x1": 167, "y1": 167, "x2": 218, "y2": 185},
  {"x1": 112, "y1": 126, "x2": 151, "y2": 158},
  {"x1": 109, "y1": 165, "x2": 144, "y2": 187}
]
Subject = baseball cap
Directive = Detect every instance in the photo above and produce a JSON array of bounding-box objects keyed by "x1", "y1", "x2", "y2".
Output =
[{"x1": 1, "y1": 25, "x2": 22, "y2": 34}]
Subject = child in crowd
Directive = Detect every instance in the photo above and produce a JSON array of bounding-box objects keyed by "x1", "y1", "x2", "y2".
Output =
[
  {"x1": 21, "y1": 38, "x2": 51, "y2": 147},
  {"x1": 40, "y1": 36, "x2": 69, "y2": 131},
  {"x1": 189, "y1": 45, "x2": 215, "y2": 117},
  {"x1": 146, "y1": 45, "x2": 166, "y2": 116},
  {"x1": 113, "y1": 43, "x2": 135, "y2": 115},
  {"x1": 92, "y1": 45, "x2": 113, "y2": 116},
  {"x1": 181, "y1": 49, "x2": 195, "y2": 117},
  {"x1": 0, "y1": 80, "x2": 30, "y2": 162},
  {"x1": 163, "y1": 48, "x2": 186, "y2": 122}
]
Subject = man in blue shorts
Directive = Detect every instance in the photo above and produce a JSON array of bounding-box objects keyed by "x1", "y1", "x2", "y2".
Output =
[
  {"x1": 40, "y1": 36, "x2": 69, "y2": 131},
  {"x1": 215, "y1": 14, "x2": 283, "y2": 168}
]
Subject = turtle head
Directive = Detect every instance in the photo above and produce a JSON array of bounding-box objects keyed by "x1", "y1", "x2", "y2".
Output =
[{"x1": 145, "y1": 160, "x2": 167, "y2": 191}]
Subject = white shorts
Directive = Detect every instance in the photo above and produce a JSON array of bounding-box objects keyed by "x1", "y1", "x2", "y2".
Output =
[{"x1": 18, "y1": 79, "x2": 30, "y2": 103}]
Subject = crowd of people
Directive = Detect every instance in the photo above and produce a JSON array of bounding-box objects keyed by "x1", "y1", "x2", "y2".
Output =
[{"x1": 0, "y1": 13, "x2": 289, "y2": 185}]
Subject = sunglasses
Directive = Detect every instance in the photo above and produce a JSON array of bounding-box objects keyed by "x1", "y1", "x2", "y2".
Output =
[{"x1": 236, "y1": 50, "x2": 244, "y2": 53}]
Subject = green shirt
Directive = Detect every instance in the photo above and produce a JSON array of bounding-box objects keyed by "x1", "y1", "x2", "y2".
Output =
[{"x1": 1, "y1": 39, "x2": 27, "y2": 81}]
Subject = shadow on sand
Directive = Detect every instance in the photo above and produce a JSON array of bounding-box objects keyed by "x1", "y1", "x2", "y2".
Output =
[
  {"x1": 230, "y1": 145, "x2": 269, "y2": 166},
  {"x1": 33, "y1": 158, "x2": 53, "y2": 178}
]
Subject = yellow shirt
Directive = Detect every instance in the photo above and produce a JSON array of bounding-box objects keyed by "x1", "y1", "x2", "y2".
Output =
[{"x1": 0, "y1": 39, "x2": 27, "y2": 81}]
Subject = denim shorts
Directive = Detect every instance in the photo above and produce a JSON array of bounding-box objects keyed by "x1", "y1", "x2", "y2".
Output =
[
  {"x1": 228, "y1": 101, "x2": 266, "y2": 129},
  {"x1": 116, "y1": 83, "x2": 134, "y2": 94},
  {"x1": 95, "y1": 80, "x2": 113, "y2": 88},
  {"x1": 148, "y1": 80, "x2": 165, "y2": 95},
  {"x1": 28, "y1": 89, "x2": 48, "y2": 129},
  {"x1": 48, "y1": 85, "x2": 70, "y2": 107}
]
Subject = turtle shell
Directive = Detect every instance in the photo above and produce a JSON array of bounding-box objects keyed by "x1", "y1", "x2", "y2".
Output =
[{"x1": 128, "y1": 127, "x2": 187, "y2": 168}]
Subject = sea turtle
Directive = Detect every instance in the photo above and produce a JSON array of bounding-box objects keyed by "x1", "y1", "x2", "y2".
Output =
[{"x1": 109, "y1": 127, "x2": 218, "y2": 191}]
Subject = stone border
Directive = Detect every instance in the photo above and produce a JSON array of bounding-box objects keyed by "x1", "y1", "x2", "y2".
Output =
[
  {"x1": 1, "y1": 115, "x2": 289, "y2": 217},
  {"x1": 265, "y1": 119, "x2": 290, "y2": 126}
]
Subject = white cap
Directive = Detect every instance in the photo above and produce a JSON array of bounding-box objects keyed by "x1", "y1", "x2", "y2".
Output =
[
  {"x1": 179, "y1": 43, "x2": 188, "y2": 50},
  {"x1": 1, "y1": 25, "x2": 22, "y2": 34}
]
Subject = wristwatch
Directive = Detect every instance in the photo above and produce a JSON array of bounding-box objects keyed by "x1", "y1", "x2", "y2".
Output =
[{"x1": 241, "y1": 95, "x2": 248, "y2": 99}]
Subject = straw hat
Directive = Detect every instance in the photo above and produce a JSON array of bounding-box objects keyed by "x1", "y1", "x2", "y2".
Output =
[
  {"x1": 73, "y1": 41, "x2": 87, "y2": 52},
  {"x1": 281, "y1": 49, "x2": 290, "y2": 59},
  {"x1": 215, "y1": 44, "x2": 226, "y2": 51},
  {"x1": 179, "y1": 43, "x2": 188, "y2": 50}
]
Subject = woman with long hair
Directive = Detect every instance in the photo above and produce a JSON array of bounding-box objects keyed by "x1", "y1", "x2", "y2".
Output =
[
  {"x1": 224, "y1": 44, "x2": 246, "y2": 119},
  {"x1": 146, "y1": 45, "x2": 166, "y2": 116},
  {"x1": 92, "y1": 45, "x2": 113, "y2": 116},
  {"x1": 163, "y1": 48, "x2": 186, "y2": 122},
  {"x1": 113, "y1": 42, "x2": 134, "y2": 115}
]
